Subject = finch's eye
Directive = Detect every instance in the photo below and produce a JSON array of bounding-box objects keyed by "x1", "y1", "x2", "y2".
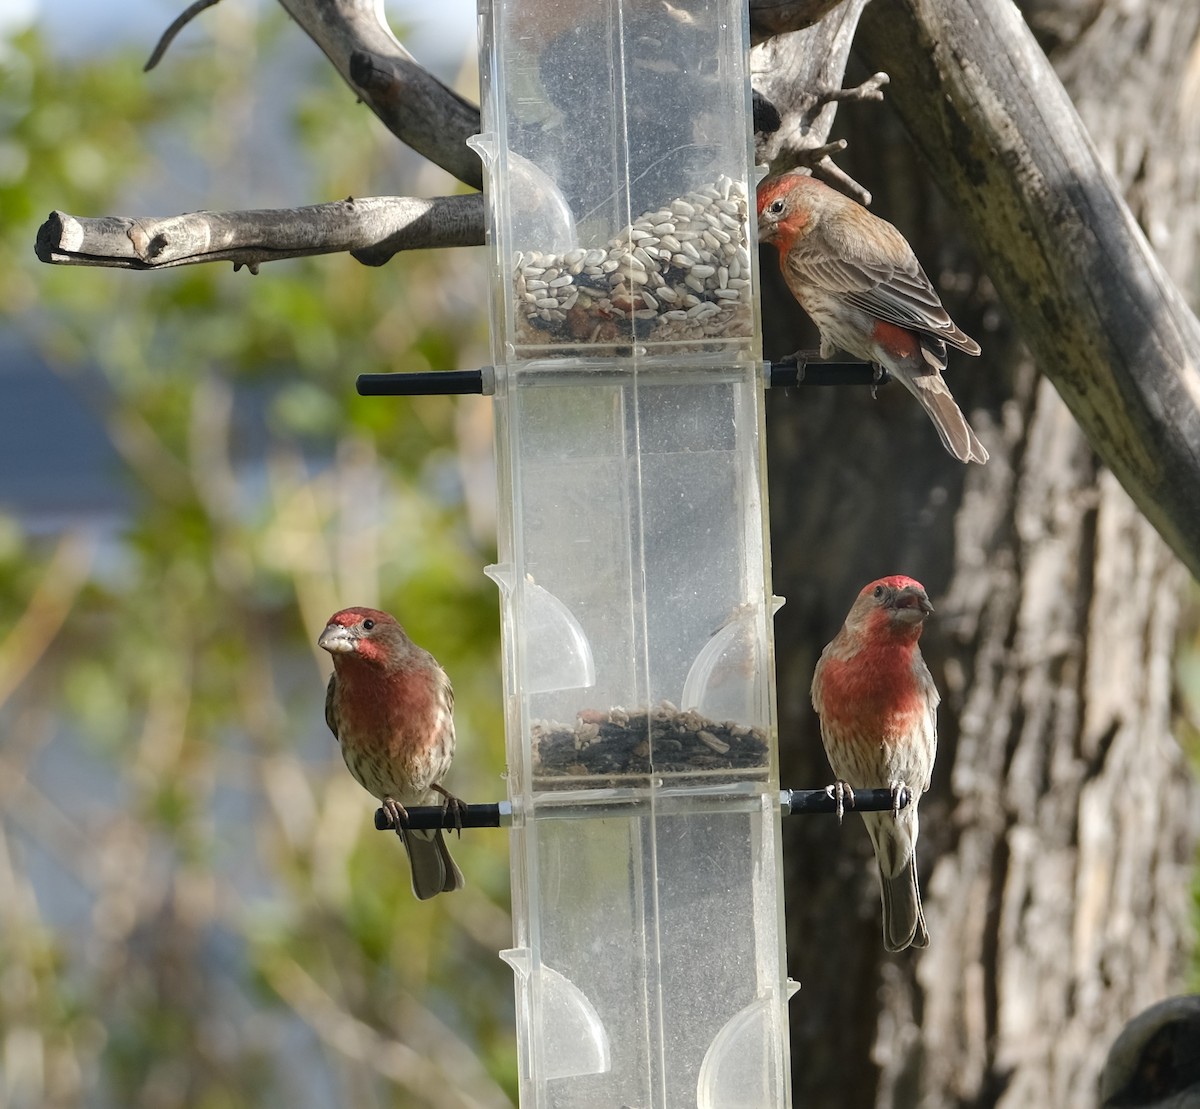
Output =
[
  {"x1": 873, "y1": 586, "x2": 885, "y2": 599},
  {"x1": 362, "y1": 619, "x2": 375, "y2": 631},
  {"x1": 769, "y1": 199, "x2": 785, "y2": 214}
]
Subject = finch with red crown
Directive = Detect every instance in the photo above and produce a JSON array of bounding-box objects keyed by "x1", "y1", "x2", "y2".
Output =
[
  {"x1": 811, "y1": 576, "x2": 939, "y2": 950},
  {"x1": 319, "y1": 607, "x2": 464, "y2": 900},
  {"x1": 758, "y1": 172, "x2": 988, "y2": 464}
]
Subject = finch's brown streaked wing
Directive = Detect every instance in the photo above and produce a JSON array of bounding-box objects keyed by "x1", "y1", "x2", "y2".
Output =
[
  {"x1": 784, "y1": 238, "x2": 979, "y2": 355},
  {"x1": 324, "y1": 673, "x2": 340, "y2": 741}
]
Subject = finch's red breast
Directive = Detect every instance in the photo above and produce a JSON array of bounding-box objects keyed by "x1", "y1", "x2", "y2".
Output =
[
  {"x1": 332, "y1": 662, "x2": 444, "y2": 759},
  {"x1": 813, "y1": 646, "x2": 930, "y2": 744}
]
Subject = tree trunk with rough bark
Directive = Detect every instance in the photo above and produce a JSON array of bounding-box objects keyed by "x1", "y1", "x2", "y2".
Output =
[{"x1": 768, "y1": 2, "x2": 1200, "y2": 1106}]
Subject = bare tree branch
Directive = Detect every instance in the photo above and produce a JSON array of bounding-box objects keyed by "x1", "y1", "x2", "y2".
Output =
[
  {"x1": 46, "y1": 1, "x2": 881, "y2": 272},
  {"x1": 35, "y1": 194, "x2": 484, "y2": 272},
  {"x1": 855, "y1": 0, "x2": 1200, "y2": 580},
  {"x1": 274, "y1": 0, "x2": 482, "y2": 190},
  {"x1": 749, "y1": 0, "x2": 852, "y2": 44},
  {"x1": 751, "y1": 0, "x2": 880, "y2": 203}
]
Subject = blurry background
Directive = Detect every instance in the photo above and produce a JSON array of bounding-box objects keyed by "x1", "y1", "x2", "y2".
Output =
[{"x1": 0, "y1": 3, "x2": 517, "y2": 1106}]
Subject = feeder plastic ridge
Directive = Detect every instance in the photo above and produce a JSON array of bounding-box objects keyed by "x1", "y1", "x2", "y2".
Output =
[{"x1": 477, "y1": 0, "x2": 793, "y2": 1105}]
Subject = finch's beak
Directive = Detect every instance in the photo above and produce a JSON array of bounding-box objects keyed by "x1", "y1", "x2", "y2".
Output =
[
  {"x1": 893, "y1": 587, "x2": 933, "y2": 620},
  {"x1": 318, "y1": 624, "x2": 357, "y2": 654}
]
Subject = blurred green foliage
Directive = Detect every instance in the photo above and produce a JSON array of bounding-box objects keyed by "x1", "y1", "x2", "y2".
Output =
[{"x1": 0, "y1": 14, "x2": 512, "y2": 1109}]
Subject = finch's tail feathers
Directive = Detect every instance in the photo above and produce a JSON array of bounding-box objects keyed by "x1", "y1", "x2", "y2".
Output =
[
  {"x1": 402, "y1": 828, "x2": 465, "y2": 900},
  {"x1": 906, "y1": 373, "x2": 989, "y2": 464},
  {"x1": 864, "y1": 810, "x2": 929, "y2": 951},
  {"x1": 879, "y1": 855, "x2": 929, "y2": 952}
]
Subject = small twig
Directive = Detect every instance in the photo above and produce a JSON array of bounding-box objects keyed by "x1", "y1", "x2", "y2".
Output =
[
  {"x1": 814, "y1": 155, "x2": 872, "y2": 205},
  {"x1": 144, "y1": 0, "x2": 222, "y2": 72},
  {"x1": 799, "y1": 138, "x2": 848, "y2": 164},
  {"x1": 781, "y1": 138, "x2": 873, "y2": 205},
  {"x1": 822, "y1": 71, "x2": 890, "y2": 103}
]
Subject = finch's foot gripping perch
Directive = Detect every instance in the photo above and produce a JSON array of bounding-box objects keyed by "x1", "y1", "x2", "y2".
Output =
[
  {"x1": 826, "y1": 779, "x2": 856, "y2": 823},
  {"x1": 433, "y1": 783, "x2": 468, "y2": 837},
  {"x1": 379, "y1": 797, "x2": 410, "y2": 833},
  {"x1": 889, "y1": 781, "x2": 911, "y2": 820},
  {"x1": 765, "y1": 357, "x2": 890, "y2": 389},
  {"x1": 773, "y1": 348, "x2": 820, "y2": 382}
]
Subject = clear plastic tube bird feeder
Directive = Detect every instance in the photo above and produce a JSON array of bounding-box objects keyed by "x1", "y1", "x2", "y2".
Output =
[{"x1": 473, "y1": 1, "x2": 791, "y2": 1105}]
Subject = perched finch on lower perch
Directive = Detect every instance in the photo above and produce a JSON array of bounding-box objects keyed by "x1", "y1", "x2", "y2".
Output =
[
  {"x1": 319, "y1": 606, "x2": 465, "y2": 900},
  {"x1": 758, "y1": 172, "x2": 988, "y2": 464},
  {"x1": 810, "y1": 576, "x2": 939, "y2": 951}
]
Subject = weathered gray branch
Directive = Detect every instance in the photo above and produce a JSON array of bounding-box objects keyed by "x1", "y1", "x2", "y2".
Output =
[
  {"x1": 855, "y1": 0, "x2": 1200, "y2": 581},
  {"x1": 144, "y1": 0, "x2": 484, "y2": 190},
  {"x1": 273, "y1": 0, "x2": 482, "y2": 190},
  {"x1": 751, "y1": 0, "x2": 882, "y2": 203},
  {"x1": 35, "y1": 195, "x2": 483, "y2": 271},
  {"x1": 748, "y1": 0, "x2": 851, "y2": 44}
]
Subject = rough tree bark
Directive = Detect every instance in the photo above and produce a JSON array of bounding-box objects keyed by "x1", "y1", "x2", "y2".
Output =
[{"x1": 767, "y1": 1, "x2": 1200, "y2": 1106}]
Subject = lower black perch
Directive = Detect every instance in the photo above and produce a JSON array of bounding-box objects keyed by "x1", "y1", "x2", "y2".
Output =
[
  {"x1": 781, "y1": 786, "x2": 910, "y2": 815},
  {"x1": 355, "y1": 360, "x2": 881, "y2": 398},
  {"x1": 374, "y1": 803, "x2": 510, "y2": 831},
  {"x1": 373, "y1": 787, "x2": 909, "y2": 830}
]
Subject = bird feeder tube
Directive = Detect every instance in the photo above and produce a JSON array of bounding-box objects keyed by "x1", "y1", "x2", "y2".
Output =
[
  {"x1": 372, "y1": 787, "x2": 913, "y2": 830},
  {"x1": 473, "y1": 0, "x2": 790, "y2": 1105}
]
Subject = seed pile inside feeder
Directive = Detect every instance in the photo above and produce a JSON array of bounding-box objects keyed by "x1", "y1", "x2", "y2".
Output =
[
  {"x1": 531, "y1": 702, "x2": 768, "y2": 784},
  {"x1": 514, "y1": 176, "x2": 753, "y2": 347}
]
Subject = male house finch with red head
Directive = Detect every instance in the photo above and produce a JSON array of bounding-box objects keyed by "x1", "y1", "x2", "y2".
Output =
[
  {"x1": 319, "y1": 607, "x2": 464, "y2": 900},
  {"x1": 810, "y1": 576, "x2": 939, "y2": 951},
  {"x1": 758, "y1": 172, "x2": 988, "y2": 464}
]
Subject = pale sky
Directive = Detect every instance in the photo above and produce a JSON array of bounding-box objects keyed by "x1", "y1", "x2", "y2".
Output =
[{"x1": 24, "y1": 0, "x2": 478, "y2": 65}]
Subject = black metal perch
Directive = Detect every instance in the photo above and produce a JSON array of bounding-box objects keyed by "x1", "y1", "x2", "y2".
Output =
[
  {"x1": 375, "y1": 802, "x2": 510, "y2": 831},
  {"x1": 781, "y1": 785, "x2": 911, "y2": 815},
  {"x1": 356, "y1": 359, "x2": 883, "y2": 398},
  {"x1": 373, "y1": 786, "x2": 910, "y2": 830}
]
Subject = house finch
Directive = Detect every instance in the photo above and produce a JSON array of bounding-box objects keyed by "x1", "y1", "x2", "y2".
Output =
[
  {"x1": 810, "y1": 576, "x2": 939, "y2": 951},
  {"x1": 319, "y1": 606, "x2": 464, "y2": 900},
  {"x1": 758, "y1": 172, "x2": 988, "y2": 464}
]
